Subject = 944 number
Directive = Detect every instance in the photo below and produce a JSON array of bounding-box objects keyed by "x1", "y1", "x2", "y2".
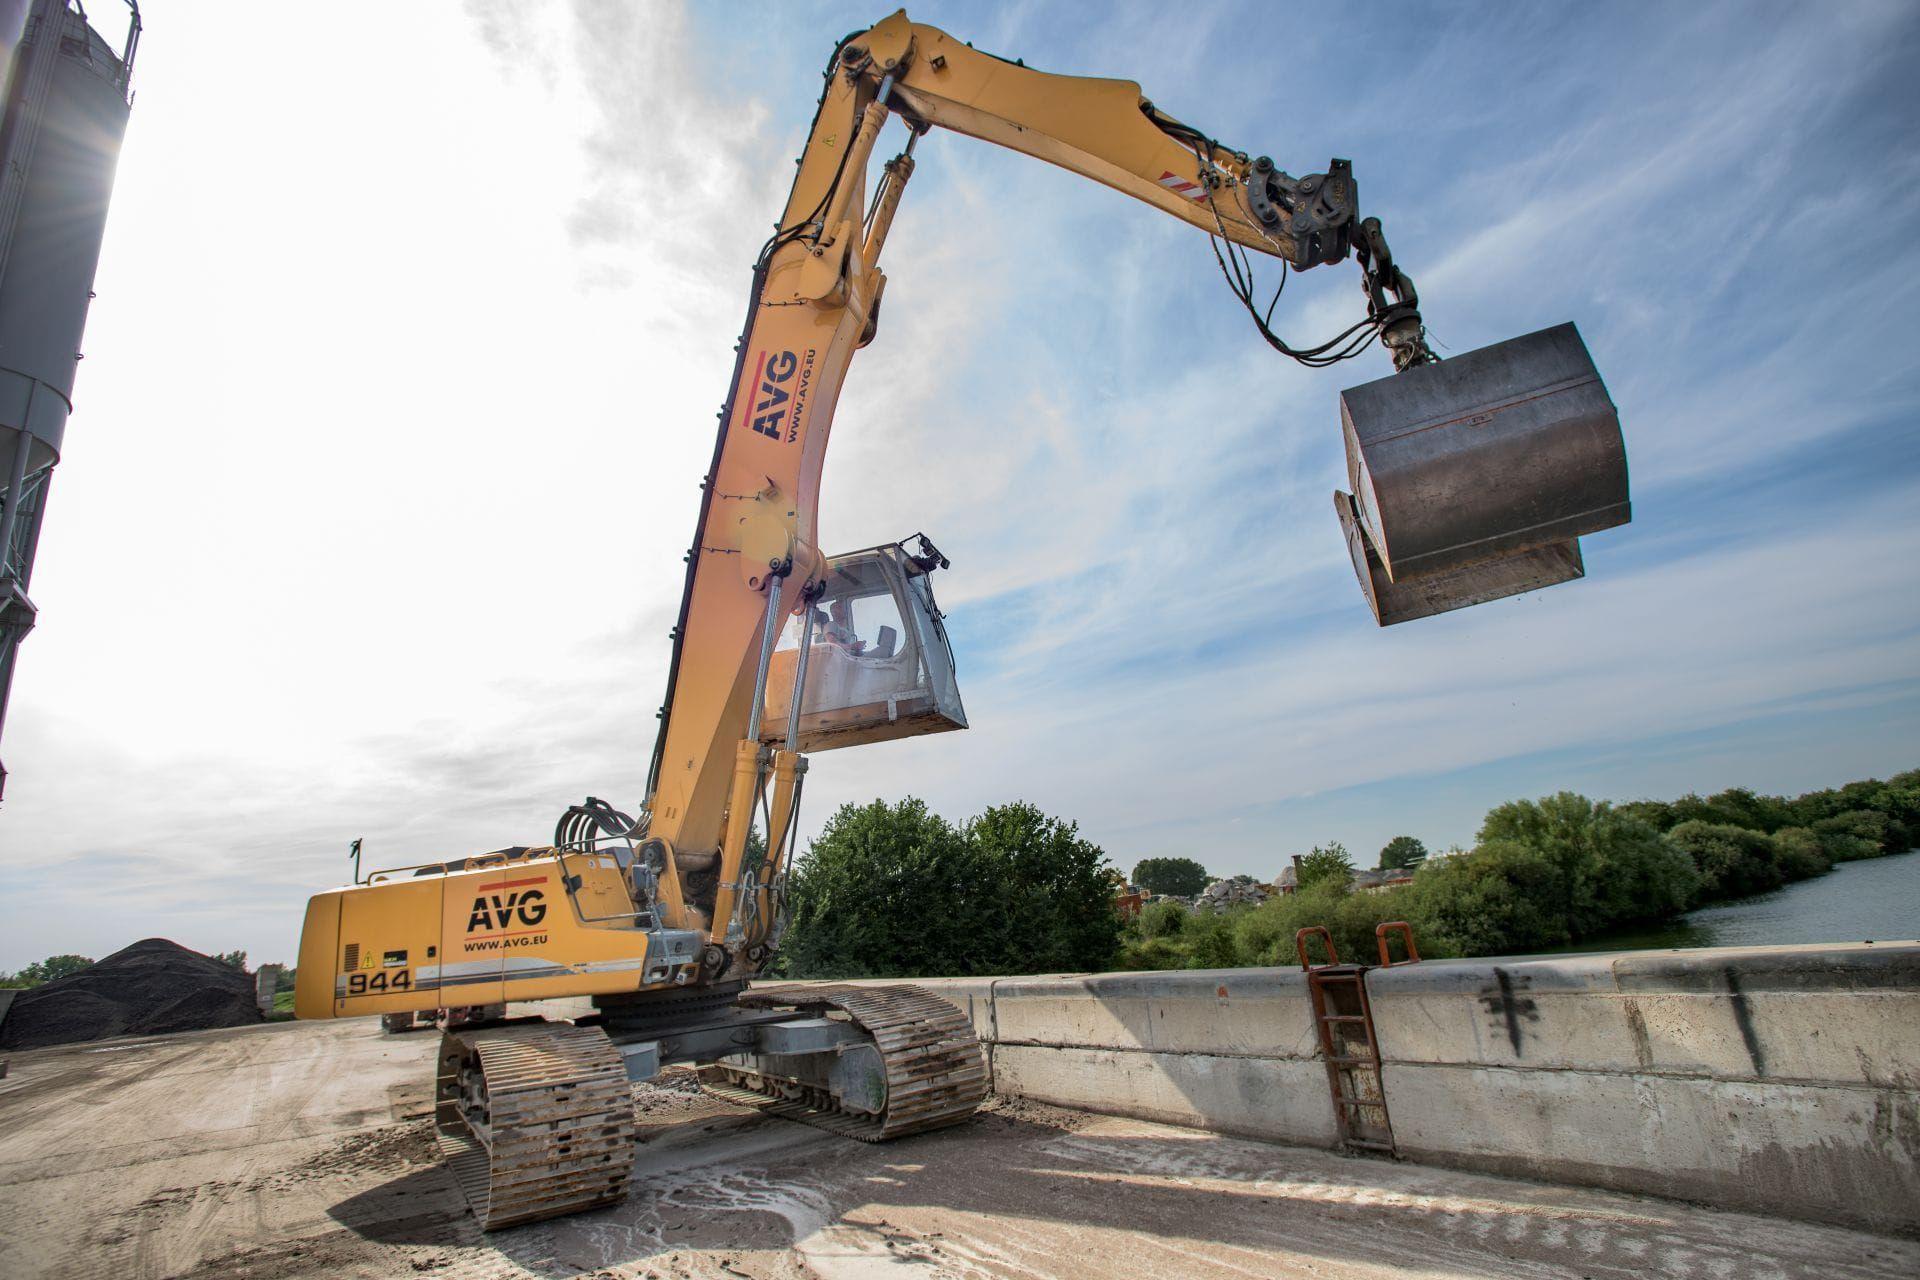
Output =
[{"x1": 347, "y1": 969, "x2": 411, "y2": 995}]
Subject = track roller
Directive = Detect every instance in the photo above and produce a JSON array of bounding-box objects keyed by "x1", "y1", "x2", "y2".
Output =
[
  {"x1": 434, "y1": 1021, "x2": 635, "y2": 1230},
  {"x1": 698, "y1": 983, "x2": 988, "y2": 1140}
]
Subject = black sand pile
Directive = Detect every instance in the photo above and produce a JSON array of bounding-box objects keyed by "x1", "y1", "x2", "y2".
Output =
[{"x1": 0, "y1": 938, "x2": 263, "y2": 1050}]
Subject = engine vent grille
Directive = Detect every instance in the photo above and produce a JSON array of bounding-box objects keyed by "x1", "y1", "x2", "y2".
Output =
[{"x1": 343, "y1": 943, "x2": 360, "y2": 972}]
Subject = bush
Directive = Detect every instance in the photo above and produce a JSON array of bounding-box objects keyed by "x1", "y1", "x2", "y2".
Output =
[
  {"x1": 1231, "y1": 897, "x2": 1301, "y2": 967},
  {"x1": 1180, "y1": 910, "x2": 1241, "y2": 969},
  {"x1": 1667, "y1": 820, "x2": 1783, "y2": 901},
  {"x1": 1814, "y1": 809, "x2": 1892, "y2": 854},
  {"x1": 1817, "y1": 831, "x2": 1881, "y2": 863},
  {"x1": 1139, "y1": 899, "x2": 1188, "y2": 939},
  {"x1": 1594, "y1": 821, "x2": 1701, "y2": 927},
  {"x1": 1770, "y1": 827, "x2": 1831, "y2": 880},
  {"x1": 1786, "y1": 780, "x2": 1918, "y2": 839},
  {"x1": 1623, "y1": 788, "x2": 1794, "y2": 835},
  {"x1": 1478, "y1": 792, "x2": 1697, "y2": 935},
  {"x1": 1218, "y1": 880, "x2": 1451, "y2": 968},
  {"x1": 1407, "y1": 839, "x2": 1571, "y2": 954},
  {"x1": 1617, "y1": 799, "x2": 1679, "y2": 832},
  {"x1": 1697, "y1": 787, "x2": 1793, "y2": 833},
  {"x1": 1114, "y1": 936, "x2": 1187, "y2": 971}
]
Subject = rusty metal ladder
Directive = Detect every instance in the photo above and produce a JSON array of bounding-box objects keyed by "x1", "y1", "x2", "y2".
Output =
[{"x1": 1297, "y1": 922, "x2": 1420, "y2": 1156}]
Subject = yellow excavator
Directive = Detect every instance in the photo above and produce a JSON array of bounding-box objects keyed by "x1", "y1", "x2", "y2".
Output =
[{"x1": 295, "y1": 11, "x2": 1630, "y2": 1230}]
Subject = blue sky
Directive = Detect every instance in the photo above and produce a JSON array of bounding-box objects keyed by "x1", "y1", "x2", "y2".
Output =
[{"x1": 1, "y1": 1, "x2": 1916, "y2": 968}]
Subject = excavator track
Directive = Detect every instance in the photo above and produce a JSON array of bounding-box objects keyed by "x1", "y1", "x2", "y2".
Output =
[
  {"x1": 434, "y1": 1021, "x2": 635, "y2": 1231},
  {"x1": 698, "y1": 983, "x2": 988, "y2": 1140}
]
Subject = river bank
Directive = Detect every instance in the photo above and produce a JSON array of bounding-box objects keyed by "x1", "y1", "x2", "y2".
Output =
[{"x1": 1551, "y1": 846, "x2": 1920, "y2": 953}]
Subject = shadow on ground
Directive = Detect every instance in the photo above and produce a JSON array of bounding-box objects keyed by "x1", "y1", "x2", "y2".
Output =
[{"x1": 322, "y1": 1096, "x2": 1920, "y2": 1280}]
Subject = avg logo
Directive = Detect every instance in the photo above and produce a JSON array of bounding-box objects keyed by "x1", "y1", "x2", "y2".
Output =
[
  {"x1": 466, "y1": 877, "x2": 548, "y2": 933},
  {"x1": 747, "y1": 349, "x2": 798, "y2": 439}
]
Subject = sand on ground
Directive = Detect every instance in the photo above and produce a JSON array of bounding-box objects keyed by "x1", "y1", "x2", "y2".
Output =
[{"x1": 0, "y1": 1018, "x2": 1913, "y2": 1280}]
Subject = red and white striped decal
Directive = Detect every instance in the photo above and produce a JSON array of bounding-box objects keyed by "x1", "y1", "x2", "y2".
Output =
[{"x1": 1157, "y1": 170, "x2": 1208, "y2": 203}]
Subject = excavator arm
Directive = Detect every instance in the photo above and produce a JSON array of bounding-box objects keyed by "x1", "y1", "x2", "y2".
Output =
[
  {"x1": 860, "y1": 15, "x2": 1351, "y2": 268},
  {"x1": 638, "y1": 11, "x2": 1420, "y2": 953}
]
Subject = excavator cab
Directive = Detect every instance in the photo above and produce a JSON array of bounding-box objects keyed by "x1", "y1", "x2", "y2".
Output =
[
  {"x1": 1333, "y1": 323, "x2": 1629, "y2": 625},
  {"x1": 760, "y1": 538, "x2": 967, "y2": 751}
]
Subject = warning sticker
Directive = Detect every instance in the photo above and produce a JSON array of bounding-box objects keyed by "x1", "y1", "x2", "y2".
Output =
[{"x1": 1157, "y1": 170, "x2": 1209, "y2": 203}]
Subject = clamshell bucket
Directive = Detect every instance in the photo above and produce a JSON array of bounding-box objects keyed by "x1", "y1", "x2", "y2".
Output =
[
  {"x1": 1334, "y1": 322, "x2": 1629, "y2": 625},
  {"x1": 761, "y1": 542, "x2": 967, "y2": 752}
]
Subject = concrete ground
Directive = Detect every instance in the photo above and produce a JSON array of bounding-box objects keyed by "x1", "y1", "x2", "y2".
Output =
[{"x1": 0, "y1": 1020, "x2": 1914, "y2": 1280}]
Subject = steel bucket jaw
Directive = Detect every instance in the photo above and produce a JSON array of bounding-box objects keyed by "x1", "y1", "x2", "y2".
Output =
[{"x1": 1334, "y1": 322, "x2": 1629, "y2": 626}]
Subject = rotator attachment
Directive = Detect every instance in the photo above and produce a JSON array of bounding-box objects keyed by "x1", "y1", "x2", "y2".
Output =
[{"x1": 1335, "y1": 322, "x2": 1629, "y2": 625}]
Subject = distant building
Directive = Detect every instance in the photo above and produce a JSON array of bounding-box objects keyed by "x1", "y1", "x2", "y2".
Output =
[
  {"x1": 1275, "y1": 860, "x2": 1415, "y2": 896},
  {"x1": 1354, "y1": 867, "x2": 1416, "y2": 894}
]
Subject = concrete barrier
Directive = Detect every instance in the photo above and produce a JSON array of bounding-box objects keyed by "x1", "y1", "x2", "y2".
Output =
[
  {"x1": 507, "y1": 943, "x2": 1918, "y2": 1235},
  {"x1": 1364, "y1": 944, "x2": 1919, "y2": 1232},
  {"x1": 905, "y1": 943, "x2": 1920, "y2": 1236},
  {"x1": 912, "y1": 969, "x2": 1340, "y2": 1148}
]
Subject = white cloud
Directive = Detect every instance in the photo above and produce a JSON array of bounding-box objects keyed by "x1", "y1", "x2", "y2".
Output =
[{"x1": 1, "y1": 0, "x2": 1916, "y2": 969}]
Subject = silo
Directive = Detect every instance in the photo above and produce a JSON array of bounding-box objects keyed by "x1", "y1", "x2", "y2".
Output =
[{"x1": 0, "y1": 0, "x2": 138, "y2": 797}]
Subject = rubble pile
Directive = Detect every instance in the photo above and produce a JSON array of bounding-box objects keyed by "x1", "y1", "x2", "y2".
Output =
[
  {"x1": 0, "y1": 938, "x2": 263, "y2": 1051},
  {"x1": 1196, "y1": 877, "x2": 1272, "y2": 910}
]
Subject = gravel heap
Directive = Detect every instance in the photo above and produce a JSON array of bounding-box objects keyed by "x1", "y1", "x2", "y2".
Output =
[
  {"x1": 1197, "y1": 876, "x2": 1272, "y2": 910},
  {"x1": 0, "y1": 938, "x2": 263, "y2": 1051}
]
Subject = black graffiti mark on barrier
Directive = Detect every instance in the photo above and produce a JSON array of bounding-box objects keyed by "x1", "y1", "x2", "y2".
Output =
[
  {"x1": 1480, "y1": 968, "x2": 1541, "y2": 1056},
  {"x1": 1724, "y1": 967, "x2": 1768, "y2": 1076},
  {"x1": 1622, "y1": 998, "x2": 1655, "y2": 1071}
]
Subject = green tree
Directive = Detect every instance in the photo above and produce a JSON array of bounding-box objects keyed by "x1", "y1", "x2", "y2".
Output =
[
  {"x1": 967, "y1": 802, "x2": 1123, "y2": 974},
  {"x1": 1378, "y1": 835, "x2": 1428, "y2": 871},
  {"x1": 781, "y1": 797, "x2": 1121, "y2": 979},
  {"x1": 1703, "y1": 787, "x2": 1793, "y2": 833},
  {"x1": 1617, "y1": 798, "x2": 1679, "y2": 832},
  {"x1": 1, "y1": 954, "x2": 94, "y2": 987},
  {"x1": 1408, "y1": 839, "x2": 1571, "y2": 954},
  {"x1": 214, "y1": 950, "x2": 248, "y2": 971},
  {"x1": 1813, "y1": 809, "x2": 1893, "y2": 854},
  {"x1": 1769, "y1": 827, "x2": 1831, "y2": 880},
  {"x1": 782, "y1": 798, "x2": 982, "y2": 979},
  {"x1": 1295, "y1": 842, "x2": 1354, "y2": 891},
  {"x1": 1130, "y1": 856, "x2": 1210, "y2": 897},
  {"x1": 1478, "y1": 792, "x2": 1695, "y2": 936},
  {"x1": 1666, "y1": 821, "x2": 1783, "y2": 901}
]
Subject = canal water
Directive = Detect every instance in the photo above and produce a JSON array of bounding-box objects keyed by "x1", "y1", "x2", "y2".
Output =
[{"x1": 1555, "y1": 846, "x2": 1920, "y2": 953}]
